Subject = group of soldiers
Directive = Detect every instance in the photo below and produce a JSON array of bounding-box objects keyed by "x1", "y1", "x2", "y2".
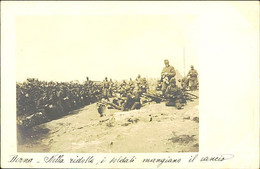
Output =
[
  {"x1": 159, "y1": 59, "x2": 199, "y2": 109},
  {"x1": 17, "y1": 59, "x2": 199, "y2": 127},
  {"x1": 101, "y1": 75, "x2": 148, "y2": 99},
  {"x1": 97, "y1": 75, "x2": 149, "y2": 116},
  {"x1": 17, "y1": 77, "x2": 102, "y2": 128},
  {"x1": 97, "y1": 59, "x2": 199, "y2": 115}
]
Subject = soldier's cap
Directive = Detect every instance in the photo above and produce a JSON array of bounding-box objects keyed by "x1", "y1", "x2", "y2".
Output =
[
  {"x1": 164, "y1": 59, "x2": 169, "y2": 62},
  {"x1": 191, "y1": 65, "x2": 194, "y2": 68}
]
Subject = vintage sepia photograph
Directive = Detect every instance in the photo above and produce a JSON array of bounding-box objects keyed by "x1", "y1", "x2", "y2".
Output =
[
  {"x1": 16, "y1": 15, "x2": 199, "y2": 153},
  {"x1": 2, "y1": 1, "x2": 259, "y2": 168}
]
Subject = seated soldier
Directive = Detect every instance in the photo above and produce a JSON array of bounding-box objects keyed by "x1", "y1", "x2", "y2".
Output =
[
  {"x1": 156, "y1": 80, "x2": 162, "y2": 91},
  {"x1": 165, "y1": 78, "x2": 185, "y2": 109},
  {"x1": 97, "y1": 99, "x2": 106, "y2": 117},
  {"x1": 178, "y1": 76, "x2": 189, "y2": 91},
  {"x1": 121, "y1": 92, "x2": 141, "y2": 111}
]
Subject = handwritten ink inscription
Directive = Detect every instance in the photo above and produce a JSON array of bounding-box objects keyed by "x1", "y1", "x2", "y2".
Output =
[
  {"x1": 44, "y1": 154, "x2": 64, "y2": 163},
  {"x1": 109, "y1": 156, "x2": 136, "y2": 163},
  {"x1": 142, "y1": 156, "x2": 181, "y2": 168},
  {"x1": 8, "y1": 155, "x2": 33, "y2": 163},
  {"x1": 200, "y1": 154, "x2": 234, "y2": 162},
  {"x1": 7, "y1": 153, "x2": 235, "y2": 167},
  {"x1": 70, "y1": 156, "x2": 94, "y2": 163}
]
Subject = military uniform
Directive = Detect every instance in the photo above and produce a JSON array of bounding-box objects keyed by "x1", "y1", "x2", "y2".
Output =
[
  {"x1": 179, "y1": 77, "x2": 189, "y2": 90},
  {"x1": 161, "y1": 64, "x2": 176, "y2": 96},
  {"x1": 188, "y1": 66, "x2": 198, "y2": 90},
  {"x1": 135, "y1": 75, "x2": 142, "y2": 85},
  {"x1": 102, "y1": 78, "x2": 110, "y2": 100},
  {"x1": 165, "y1": 78, "x2": 184, "y2": 109},
  {"x1": 129, "y1": 79, "x2": 134, "y2": 92},
  {"x1": 109, "y1": 79, "x2": 114, "y2": 97},
  {"x1": 119, "y1": 80, "x2": 128, "y2": 97},
  {"x1": 16, "y1": 78, "x2": 104, "y2": 131},
  {"x1": 121, "y1": 93, "x2": 141, "y2": 111}
]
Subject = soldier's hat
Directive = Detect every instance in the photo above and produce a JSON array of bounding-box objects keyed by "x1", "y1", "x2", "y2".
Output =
[{"x1": 191, "y1": 65, "x2": 194, "y2": 68}]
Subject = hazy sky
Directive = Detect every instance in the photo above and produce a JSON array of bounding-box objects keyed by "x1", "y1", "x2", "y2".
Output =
[
  {"x1": 14, "y1": 2, "x2": 257, "y2": 82},
  {"x1": 16, "y1": 14, "x2": 198, "y2": 82}
]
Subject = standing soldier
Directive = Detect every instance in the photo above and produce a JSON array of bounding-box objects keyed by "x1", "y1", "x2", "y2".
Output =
[
  {"x1": 120, "y1": 80, "x2": 128, "y2": 97},
  {"x1": 161, "y1": 59, "x2": 176, "y2": 96},
  {"x1": 113, "y1": 80, "x2": 119, "y2": 94},
  {"x1": 109, "y1": 78, "x2": 114, "y2": 97},
  {"x1": 85, "y1": 77, "x2": 90, "y2": 86},
  {"x1": 136, "y1": 74, "x2": 142, "y2": 84},
  {"x1": 102, "y1": 77, "x2": 110, "y2": 100},
  {"x1": 140, "y1": 77, "x2": 148, "y2": 93},
  {"x1": 187, "y1": 65, "x2": 198, "y2": 91},
  {"x1": 129, "y1": 78, "x2": 134, "y2": 92}
]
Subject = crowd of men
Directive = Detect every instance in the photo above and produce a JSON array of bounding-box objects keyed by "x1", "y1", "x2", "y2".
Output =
[
  {"x1": 97, "y1": 60, "x2": 199, "y2": 117},
  {"x1": 16, "y1": 75, "x2": 150, "y2": 128},
  {"x1": 101, "y1": 75, "x2": 148, "y2": 99},
  {"x1": 17, "y1": 59, "x2": 199, "y2": 127},
  {"x1": 97, "y1": 75, "x2": 149, "y2": 116},
  {"x1": 98, "y1": 59, "x2": 199, "y2": 115},
  {"x1": 16, "y1": 77, "x2": 102, "y2": 128}
]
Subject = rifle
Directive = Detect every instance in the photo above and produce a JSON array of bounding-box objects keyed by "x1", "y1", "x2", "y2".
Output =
[
  {"x1": 141, "y1": 93, "x2": 166, "y2": 103},
  {"x1": 182, "y1": 91, "x2": 199, "y2": 99}
]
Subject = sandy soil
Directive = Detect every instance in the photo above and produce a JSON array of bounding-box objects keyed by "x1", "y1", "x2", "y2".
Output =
[{"x1": 18, "y1": 91, "x2": 199, "y2": 153}]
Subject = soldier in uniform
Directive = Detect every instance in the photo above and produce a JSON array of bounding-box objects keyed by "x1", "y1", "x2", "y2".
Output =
[
  {"x1": 178, "y1": 76, "x2": 189, "y2": 91},
  {"x1": 109, "y1": 78, "x2": 114, "y2": 97},
  {"x1": 161, "y1": 59, "x2": 176, "y2": 96},
  {"x1": 140, "y1": 77, "x2": 148, "y2": 93},
  {"x1": 121, "y1": 92, "x2": 141, "y2": 111},
  {"x1": 156, "y1": 80, "x2": 162, "y2": 91},
  {"x1": 187, "y1": 65, "x2": 198, "y2": 91},
  {"x1": 119, "y1": 80, "x2": 128, "y2": 97},
  {"x1": 165, "y1": 78, "x2": 185, "y2": 109},
  {"x1": 129, "y1": 78, "x2": 134, "y2": 92},
  {"x1": 85, "y1": 77, "x2": 91, "y2": 86},
  {"x1": 136, "y1": 74, "x2": 142, "y2": 84},
  {"x1": 102, "y1": 77, "x2": 110, "y2": 100}
]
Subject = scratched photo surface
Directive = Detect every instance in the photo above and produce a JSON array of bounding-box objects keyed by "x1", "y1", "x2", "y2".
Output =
[{"x1": 16, "y1": 15, "x2": 199, "y2": 153}]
